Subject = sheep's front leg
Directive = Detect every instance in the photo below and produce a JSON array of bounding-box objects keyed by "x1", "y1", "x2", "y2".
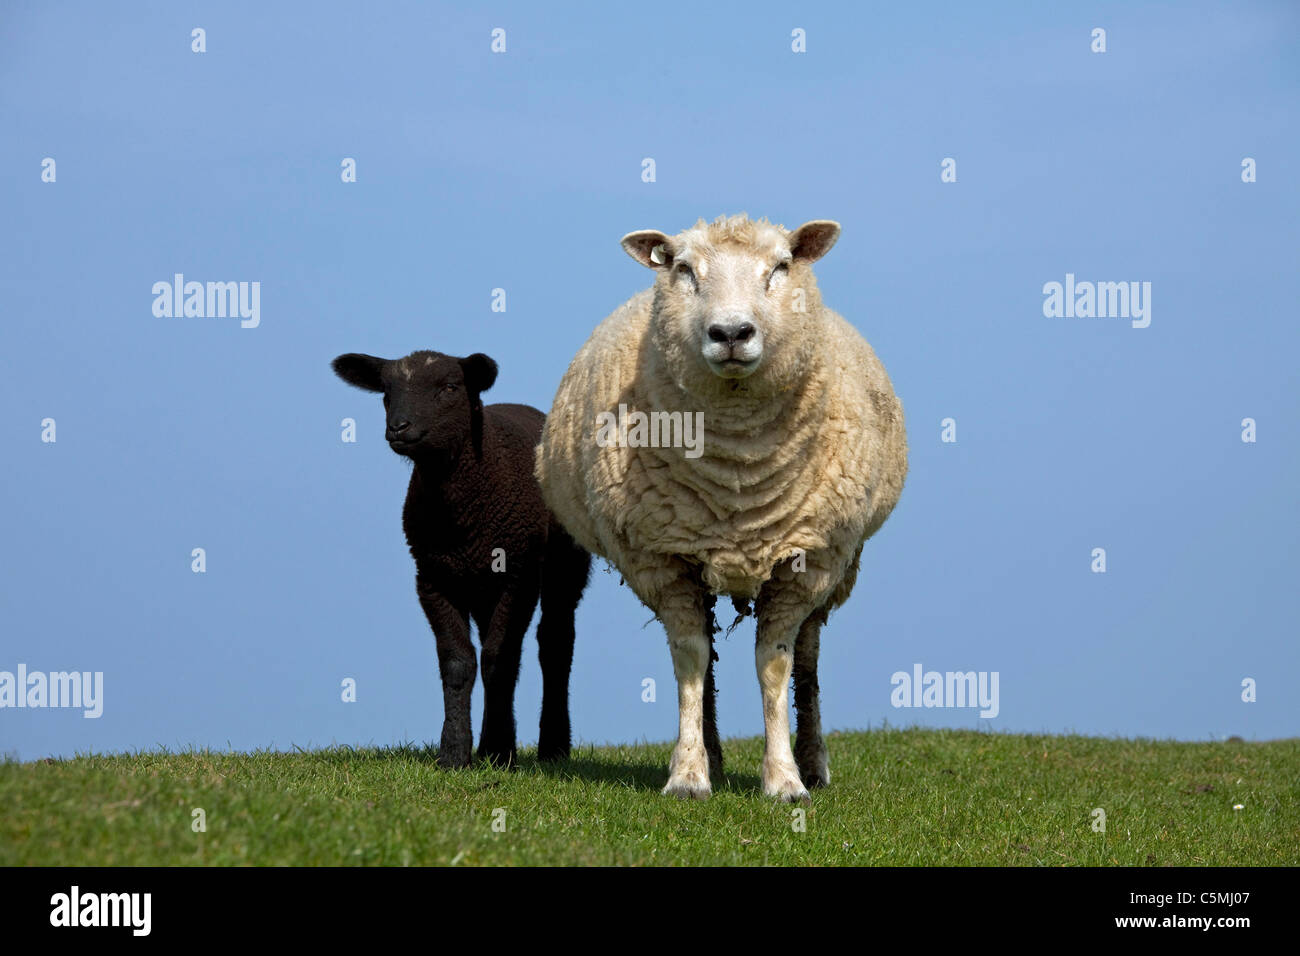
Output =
[
  {"x1": 755, "y1": 606, "x2": 811, "y2": 803},
  {"x1": 658, "y1": 586, "x2": 713, "y2": 800},
  {"x1": 416, "y1": 580, "x2": 476, "y2": 769}
]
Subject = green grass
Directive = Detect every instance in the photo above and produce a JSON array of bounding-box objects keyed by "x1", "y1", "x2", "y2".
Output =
[{"x1": 2, "y1": 728, "x2": 1296, "y2": 866}]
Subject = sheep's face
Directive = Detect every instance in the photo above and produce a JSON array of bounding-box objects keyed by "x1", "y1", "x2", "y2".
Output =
[
  {"x1": 622, "y1": 216, "x2": 841, "y2": 394},
  {"x1": 331, "y1": 350, "x2": 498, "y2": 466}
]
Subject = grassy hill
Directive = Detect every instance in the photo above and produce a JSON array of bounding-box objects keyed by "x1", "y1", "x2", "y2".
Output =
[{"x1": 2, "y1": 728, "x2": 1296, "y2": 866}]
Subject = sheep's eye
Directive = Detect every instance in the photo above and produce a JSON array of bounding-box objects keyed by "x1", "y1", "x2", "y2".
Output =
[
  {"x1": 676, "y1": 263, "x2": 696, "y2": 286},
  {"x1": 441, "y1": 383, "x2": 458, "y2": 394},
  {"x1": 382, "y1": 395, "x2": 390, "y2": 407},
  {"x1": 767, "y1": 261, "x2": 789, "y2": 289}
]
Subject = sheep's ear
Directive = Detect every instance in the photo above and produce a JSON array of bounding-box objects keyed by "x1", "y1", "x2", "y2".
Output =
[
  {"x1": 789, "y1": 220, "x2": 841, "y2": 263},
  {"x1": 460, "y1": 353, "x2": 498, "y2": 395},
  {"x1": 621, "y1": 230, "x2": 675, "y2": 269},
  {"x1": 332, "y1": 353, "x2": 387, "y2": 392}
]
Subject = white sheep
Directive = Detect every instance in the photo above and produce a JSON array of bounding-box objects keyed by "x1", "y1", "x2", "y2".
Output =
[{"x1": 536, "y1": 214, "x2": 907, "y2": 801}]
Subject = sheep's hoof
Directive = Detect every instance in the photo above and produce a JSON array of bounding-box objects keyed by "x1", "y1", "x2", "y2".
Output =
[
  {"x1": 769, "y1": 783, "x2": 812, "y2": 805},
  {"x1": 662, "y1": 772, "x2": 712, "y2": 800},
  {"x1": 764, "y1": 763, "x2": 811, "y2": 804},
  {"x1": 705, "y1": 744, "x2": 724, "y2": 780},
  {"x1": 797, "y1": 754, "x2": 831, "y2": 789}
]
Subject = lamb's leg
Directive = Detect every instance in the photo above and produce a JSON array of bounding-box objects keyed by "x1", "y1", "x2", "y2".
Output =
[
  {"x1": 536, "y1": 543, "x2": 590, "y2": 762},
  {"x1": 755, "y1": 603, "x2": 811, "y2": 803},
  {"x1": 659, "y1": 583, "x2": 713, "y2": 800},
  {"x1": 793, "y1": 609, "x2": 830, "y2": 788},
  {"x1": 416, "y1": 581, "x2": 475, "y2": 769},
  {"x1": 476, "y1": 578, "x2": 538, "y2": 768}
]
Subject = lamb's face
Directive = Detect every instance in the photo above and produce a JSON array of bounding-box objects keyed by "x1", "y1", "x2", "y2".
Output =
[
  {"x1": 622, "y1": 217, "x2": 842, "y2": 394},
  {"x1": 331, "y1": 350, "x2": 498, "y2": 465}
]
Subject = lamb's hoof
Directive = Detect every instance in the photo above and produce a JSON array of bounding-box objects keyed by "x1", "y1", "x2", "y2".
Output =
[
  {"x1": 476, "y1": 745, "x2": 517, "y2": 770},
  {"x1": 764, "y1": 763, "x2": 811, "y2": 803},
  {"x1": 537, "y1": 731, "x2": 571, "y2": 763},
  {"x1": 436, "y1": 746, "x2": 472, "y2": 770},
  {"x1": 662, "y1": 770, "x2": 712, "y2": 801}
]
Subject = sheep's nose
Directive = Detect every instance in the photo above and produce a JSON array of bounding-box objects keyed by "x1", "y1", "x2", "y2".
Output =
[
  {"x1": 707, "y1": 320, "x2": 756, "y2": 345},
  {"x1": 389, "y1": 420, "x2": 412, "y2": 434}
]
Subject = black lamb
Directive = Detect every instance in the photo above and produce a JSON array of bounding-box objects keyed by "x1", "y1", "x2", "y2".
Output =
[{"x1": 332, "y1": 349, "x2": 591, "y2": 768}]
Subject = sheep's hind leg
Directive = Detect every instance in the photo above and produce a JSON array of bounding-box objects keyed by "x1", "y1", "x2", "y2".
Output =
[
  {"x1": 702, "y1": 597, "x2": 723, "y2": 779},
  {"x1": 793, "y1": 609, "x2": 830, "y2": 788}
]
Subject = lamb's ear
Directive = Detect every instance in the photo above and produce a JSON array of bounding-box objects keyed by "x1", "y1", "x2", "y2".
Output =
[
  {"x1": 332, "y1": 353, "x2": 387, "y2": 392},
  {"x1": 789, "y1": 220, "x2": 841, "y2": 263},
  {"x1": 460, "y1": 353, "x2": 498, "y2": 396},
  {"x1": 621, "y1": 230, "x2": 675, "y2": 269}
]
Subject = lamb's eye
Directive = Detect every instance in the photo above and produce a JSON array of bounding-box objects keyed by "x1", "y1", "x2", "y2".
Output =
[
  {"x1": 767, "y1": 262, "x2": 789, "y2": 289},
  {"x1": 441, "y1": 383, "x2": 458, "y2": 394},
  {"x1": 676, "y1": 263, "x2": 696, "y2": 288}
]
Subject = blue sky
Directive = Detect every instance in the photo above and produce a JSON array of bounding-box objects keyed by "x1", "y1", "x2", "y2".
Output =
[{"x1": 2, "y1": 1, "x2": 1296, "y2": 761}]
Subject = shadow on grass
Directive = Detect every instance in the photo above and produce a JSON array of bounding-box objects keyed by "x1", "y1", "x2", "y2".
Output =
[
  {"x1": 304, "y1": 741, "x2": 763, "y2": 794},
  {"x1": 522, "y1": 753, "x2": 764, "y2": 795}
]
